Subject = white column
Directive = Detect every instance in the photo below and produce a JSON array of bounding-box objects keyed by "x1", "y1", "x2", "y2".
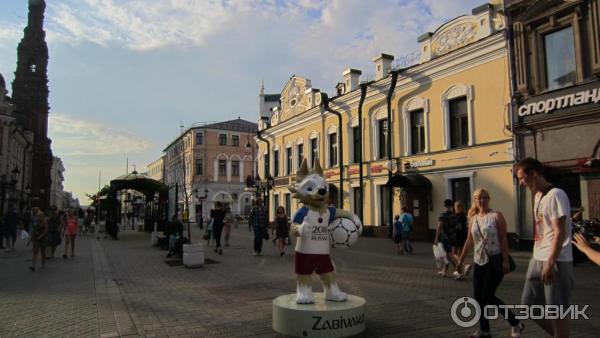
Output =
[
  {"x1": 213, "y1": 160, "x2": 218, "y2": 182},
  {"x1": 239, "y1": 160, "x2": 245, "y2": 183},
  {"x1": 226, "y1": 159, "x2": 232, "y2": 183}
]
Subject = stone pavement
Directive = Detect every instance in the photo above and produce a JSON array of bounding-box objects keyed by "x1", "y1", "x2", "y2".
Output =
[{"x1": 1, "y1": 224, "x2": 599, "y2": 338}]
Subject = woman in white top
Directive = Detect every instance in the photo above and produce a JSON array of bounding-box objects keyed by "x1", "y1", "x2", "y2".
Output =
[{"x1": 457, "y1": 189, "x2": 524, "y2": 338}]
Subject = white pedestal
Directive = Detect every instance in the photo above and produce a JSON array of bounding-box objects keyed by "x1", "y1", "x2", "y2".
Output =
[
  {"x1": 273, "y1": 294, "x2": 366, "y2": 338},
  {"x1": 151, "y1": 232, "x2": 159, "y2": 246},
  {"x1": 183, "y1": 243, "x2": 204, "y2": 268}
]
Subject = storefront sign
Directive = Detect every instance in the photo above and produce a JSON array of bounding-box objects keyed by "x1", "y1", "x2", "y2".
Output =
[
  {"x1": 325, "y1": 171, "x2": 337, "y2": 178},
  {"x1": 405, "y1": 159, "x2": 435, "y2": 169},
  {"x1": 348, "y1": 167, "x2": 359, "y2": 175},
  {"x1": 517, "y1": 83, "x2": 600, "y2": 118},
  {"x1": 371, "y1": 165, "x2": 385, "y2": 173}
]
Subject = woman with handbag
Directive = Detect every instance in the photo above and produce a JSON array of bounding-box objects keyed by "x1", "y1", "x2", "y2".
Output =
[{"x1": 457, "y1": 189, "x2": 524, "y2": 338}]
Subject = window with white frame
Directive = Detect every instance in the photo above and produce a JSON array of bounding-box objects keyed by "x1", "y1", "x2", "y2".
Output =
[
  {"x1": 232, "y1": 135, "x2": 239, "y2": 147},
  {"x1": 328, "y1": 132, "x2": 338, "y2": 167},
  {"x1": 297, "y1": 143, "x2": 304, "y2": 168},
  {"x1": 449, "y1": 97, "x2": 469, "y2": 148},
  {"x1": 219, "y1": 134, "x2": 227, "y2": 146},
  {"x1": 410, "y1": 109, "x2": 426, "y2": 154},
  {"x1": 441, "y1": 84, "x2": 474, "y2": 150},
  {"x1": 218, "y1": 160, "x2": 227, "y2": 176},
  {"x1": 310, "y1": 137, "x2": 318, "y2": 167},
  {"x1": 402, "y1": 97, "x2": 429, "y2": 156},
  {"x1": 232, "y1": 160, "x2": 240, "y2": 177},
  {"x1": 286, "y1": 147, "x2": 292, "y2": 175},
  {"x1": 377, "y1": 119, "x2": 388, "y2": 159},
  {"x1": 195, "y1": 132, "x2": 203, "y2": 145}
]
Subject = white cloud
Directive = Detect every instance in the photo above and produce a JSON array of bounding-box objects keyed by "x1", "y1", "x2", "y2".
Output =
[
  {"x1": 49, "y1": 114, "x2": 153, "y2": 156},
  {"x1": 0, "y1": 23, "x2": 22, "y2": 45}
]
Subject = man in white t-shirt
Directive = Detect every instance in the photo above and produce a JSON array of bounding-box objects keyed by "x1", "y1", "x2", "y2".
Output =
[{"x1": 515, "y1": 158, "x2": 574, "y2": 338}]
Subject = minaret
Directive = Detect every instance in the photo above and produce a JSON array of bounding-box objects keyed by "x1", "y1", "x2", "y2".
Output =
[{"x1": 11, "y1": 0, "x2": 52, "y2": 209}]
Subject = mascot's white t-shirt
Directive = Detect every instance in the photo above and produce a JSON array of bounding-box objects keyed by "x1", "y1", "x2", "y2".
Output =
[{"x1": 293, "y1": 206, "x2": 336, "y2": 255}]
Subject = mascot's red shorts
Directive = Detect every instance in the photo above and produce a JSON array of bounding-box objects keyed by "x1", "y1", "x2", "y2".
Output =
[{"x1": 295, "y1": 252, "x2": 334, "y2": 275}]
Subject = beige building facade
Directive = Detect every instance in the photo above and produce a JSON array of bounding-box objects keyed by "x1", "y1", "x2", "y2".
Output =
[
  {"x1": 0, "y1": 72, "x2": 33, "y2": 214},
  {"x1": 163, "y1": 118, "x2": 258, "y2": 221},
  {"x1": 257, "y1": 3, "x2": 518, "y2": 240}
]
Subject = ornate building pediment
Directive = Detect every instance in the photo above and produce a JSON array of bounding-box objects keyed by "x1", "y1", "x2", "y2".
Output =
[{"x1": 280, "y1": 76, "x2": 311, "y2": 122}]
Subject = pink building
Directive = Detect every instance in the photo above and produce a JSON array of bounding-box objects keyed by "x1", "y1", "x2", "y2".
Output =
[{"x1": 162, "y1": 118, "x2": 258, "y2": 221}]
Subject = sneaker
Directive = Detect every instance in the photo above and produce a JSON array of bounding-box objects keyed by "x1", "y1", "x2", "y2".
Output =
[
  {"x1": 280, "y1": 252, "x2": 285, "y2": 257},
  {"x1": 437, "y1": 270, "x2": 446, "y2": 277},
  {"x1": 463, "y1": 264, "x2": 472, "y2": 277},
  {"x1": 452, "y1": 271, "x2": 463, "y2": 280},
  {"x1": 253, "y1": 251, "x2": 257, "y2": 256},
  {"x1": 511, "y1": 322, "x2": 525, "y2": 337},
  {"x1": 468, "y1": 330, "x2": 491, "y2": 338},
  {"x1": 218, "y1": 248, "x2": 223, "y2": 255}
]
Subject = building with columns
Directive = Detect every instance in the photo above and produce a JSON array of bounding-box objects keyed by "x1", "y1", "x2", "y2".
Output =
[
  {"x1": 163, "y1": 118, "x2": 258, "y2": 222},
  {"x1": 256, "y1": 2, "x2": 517, "y2": 240}
]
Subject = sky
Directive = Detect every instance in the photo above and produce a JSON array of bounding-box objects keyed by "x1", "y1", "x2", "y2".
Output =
[{"x1": 0, "y1": 0, "x2": 482, "y2": 205}]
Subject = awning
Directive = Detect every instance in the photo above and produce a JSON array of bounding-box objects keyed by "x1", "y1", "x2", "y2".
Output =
[{"x1": 386, "y1": 173, "x2": 432, "y2": 190}]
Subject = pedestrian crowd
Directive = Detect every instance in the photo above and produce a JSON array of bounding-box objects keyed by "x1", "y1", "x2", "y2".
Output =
[{"x1": 0, "y1": 204, "x2": 94, "y2": 271}]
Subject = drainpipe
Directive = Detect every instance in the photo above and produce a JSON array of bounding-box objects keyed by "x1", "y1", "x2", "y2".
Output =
[
  {"x1": 358, "y1": 83, "x2": 369, "y2": 224},
  {"x1": 386, "y1": 70, "x2": 400, "y2": 233},
  {"x1": 257, "y1": 128, "x2": 271, "y2": 220},
  {"x1": 322, "y1": 93, "x2": 344, "y2": 208}
]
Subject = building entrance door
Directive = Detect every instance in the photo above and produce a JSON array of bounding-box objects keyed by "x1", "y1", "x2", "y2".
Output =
[{"x1": 403, "y1": 188, "x2": 429, "y2": 241}]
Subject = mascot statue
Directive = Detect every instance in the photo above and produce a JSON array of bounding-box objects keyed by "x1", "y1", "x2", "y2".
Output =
[{"x1": 289, "y1": 158, "x2": 363, "y2": 304}]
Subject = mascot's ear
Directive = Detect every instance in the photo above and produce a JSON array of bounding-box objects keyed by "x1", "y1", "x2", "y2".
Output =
[
  {"x1": 313, "y1": 158, "x2": 324, "y2": 177},
  {"x1": 296, "y1": 158, "x2": 309, "y2": 182}
]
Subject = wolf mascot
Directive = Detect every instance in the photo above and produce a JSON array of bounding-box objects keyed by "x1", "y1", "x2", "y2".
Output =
[{"x1": 289, "y1": 159, "x2": 362, "y2": 304}]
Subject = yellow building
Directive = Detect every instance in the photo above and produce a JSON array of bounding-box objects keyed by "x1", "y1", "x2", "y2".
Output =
[{"x1": 256, "y1": 3, "x2": 516, "y2": 240}]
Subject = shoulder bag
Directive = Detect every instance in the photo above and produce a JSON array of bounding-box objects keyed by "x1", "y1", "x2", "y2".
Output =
[{"x1": 475, "y1": 215, "x2": 516, "y2": 273}]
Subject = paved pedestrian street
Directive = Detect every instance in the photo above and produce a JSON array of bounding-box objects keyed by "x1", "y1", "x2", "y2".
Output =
[{"x1": 1, "y1": 226, "x2": 599, "y2": 338}]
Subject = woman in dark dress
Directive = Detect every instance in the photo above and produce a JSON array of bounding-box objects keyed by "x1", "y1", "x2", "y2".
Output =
[{"x1": 274, "y1": 206, "x2": 289, "y2": 257}]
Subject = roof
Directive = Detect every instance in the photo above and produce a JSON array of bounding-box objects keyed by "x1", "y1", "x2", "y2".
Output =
[
  {"x1": 264, "y1": 94, "x2": 281, "y2": 102},
  {"x1": 163, "y1": 118, "x2": 258, "y2": 151},
  {"x1": 201, "y1": 118, "x2": 258, "y2": 133}
]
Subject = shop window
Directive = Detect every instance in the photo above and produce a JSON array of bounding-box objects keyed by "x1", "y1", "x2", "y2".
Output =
[
  {"x1": 450, "y1": 97, "x2": 469, "y2": 148},
  {"x1": 544, "y1": 26, "x2": 576, "y2": 90},
  {"x1": 410, "y1": 109, "x2": 426, "y2": 154},
  {"x1": 352, "y1": 187, "x2": 361, "y2": 215},
  {"x1": 285, "y1": 193, "x2": 291, "y2": 217},
  {"x1": 451, "y1": 177, "x2": 471, "y2": 211}
]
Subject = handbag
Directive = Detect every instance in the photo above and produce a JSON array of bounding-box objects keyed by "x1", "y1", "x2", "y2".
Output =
[
  {"x1": 475, "y1": 216, "x2": 516, "y2": 273},
  {"x1": 263, "y1": 229, "x2": 270, "y2": 241}
]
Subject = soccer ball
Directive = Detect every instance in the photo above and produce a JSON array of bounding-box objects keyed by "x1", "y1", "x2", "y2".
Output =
[{"x1": 329, "y1": 218, "x2": 361, "y2": 248}]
